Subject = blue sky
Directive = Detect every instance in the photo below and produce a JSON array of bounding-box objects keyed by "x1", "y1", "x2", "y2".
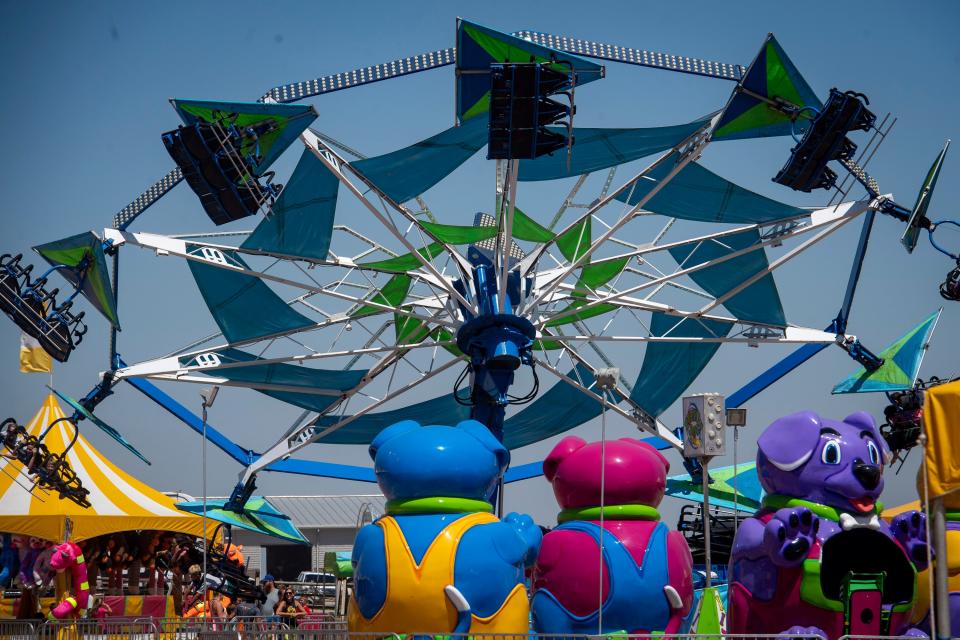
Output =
[{"x1": 0, "y1": 1, "x2": 958, "y2": 525}]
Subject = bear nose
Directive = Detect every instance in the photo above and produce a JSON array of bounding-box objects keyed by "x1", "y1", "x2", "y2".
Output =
[{"x1": 853, "y1": 459, "x2": 881, "y2": 489}]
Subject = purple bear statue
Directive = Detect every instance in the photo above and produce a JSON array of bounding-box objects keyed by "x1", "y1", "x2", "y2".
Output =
[{"x1": 728, "y1": 410, "x2": 928, "y2": 639}]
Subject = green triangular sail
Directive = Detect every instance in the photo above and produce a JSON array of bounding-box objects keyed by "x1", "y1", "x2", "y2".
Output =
[
  {"x1": 456, "y1": 19, "x2": 603, "y2": 122},
  {"x1": 171, "y1": 99, "x2": 316, "y2": 175},
  {"x1": 47, "y1": 386, "x2": 150, "y2": 465},
  {"x1": 176, "y1": 496, "x2": 309, "y2": 544},
  {"x1": 665, "y1": 461, "x2": 763, "y2": 513},
  {"x1": 33, "y1": 231, "x2": 120, "y2": 328},
  {"x1": 902, "y1": 141, "x2": 950, "y2": 253},
  {"x1": 713, "y1": 34, "x2": 821, "y2": 141},
  {"x1": 833, "y1": 309, "x2": 942, "y2": 394}
]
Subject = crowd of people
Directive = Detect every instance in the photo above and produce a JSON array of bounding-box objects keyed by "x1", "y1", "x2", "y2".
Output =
[
  {"x1": 3, "y1": 529, "x2": 328, "y2": 627},
  {"x1": 180, "y1": 573, "x2": 317, "y2": 628}
]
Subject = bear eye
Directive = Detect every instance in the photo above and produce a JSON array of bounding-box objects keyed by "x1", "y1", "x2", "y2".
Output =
[
  {"x1": 821, "y1": 440, "x2": 842, "y2": 465},
  {"x1": 866, "y1": 440, "x2": 881, "y2": 465}
]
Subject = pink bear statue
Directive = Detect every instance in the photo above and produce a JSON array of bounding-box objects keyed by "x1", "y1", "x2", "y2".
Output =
[{"x1": 531, "y1": 436, "x2": 694, "y2": 635}]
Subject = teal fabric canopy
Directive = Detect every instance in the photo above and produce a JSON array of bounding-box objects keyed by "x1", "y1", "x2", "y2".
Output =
[
  {"x1": 33, "y1": 231, "x2": 120, "y2": 328},
  {"x1": 353, "y1": 116, "x2": 488, "y2": 204},
  {"x1": 665, "y1": 461, "x2": 763, "y2": 512},
  {"x1": 48, "y1": 386, "x2": 150, "y2": 465},
  {"x1": 242, "y1": 149, "x2": 338, "y2": 262},
  {"x1": 191, "y1": 348, "x2": 366, "y2": 413},
  {"x1": 833, "y1": 309, "x2": 941, "y2": 394},
  {"x1": 177, "y1": 496, "x2": 309, "y2": 544},
  {"x1": 171, "y1": 99, "x2": 316, "y2": 174},
  {"x1": 315, "y1": 395, "x2": 470, "y2": 444},
  {"x1": 518, "y1": 118, "x2": 711, "y2": 182},
  {"x1": 615, "y1": 157, "x2": 806, "y2": 224},
  {"x1": 502, "y1": 364, "x2": 608, "y2": 448},
  {"x1": 630, "y1": 313, "x2": 731, "y2": 417},
  {"x1": 314, "y1": 365, "x2": 606, "y2": 449},
  {"x1": 668, "y1": 229, "x2": 786, "y2": 326},
  {"x1": 187, "y1": 248, "x2": 315, "y2": 343}
]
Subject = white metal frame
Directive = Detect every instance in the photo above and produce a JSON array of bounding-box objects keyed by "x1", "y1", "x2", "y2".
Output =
[{"x1": 111, "y1": 103, "x2": 891, "y2": 474}]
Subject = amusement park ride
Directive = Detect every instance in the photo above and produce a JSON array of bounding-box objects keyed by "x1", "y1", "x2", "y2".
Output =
[{"x1": 1, "y1": 19, "x2": 958, "y2": 623}]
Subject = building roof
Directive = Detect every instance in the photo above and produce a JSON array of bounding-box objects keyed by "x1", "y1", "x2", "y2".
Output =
[{"x1": 268, "y1": 495, "x2": 385, "y2": 529}]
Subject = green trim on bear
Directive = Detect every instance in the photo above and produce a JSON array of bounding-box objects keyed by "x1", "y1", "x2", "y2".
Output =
[
  {"x1": 384, "y1": 497, "x2": 494, "y2": 515},
  {"x1": 761, "y1": 494, "x2": 884, "y2": 521},
  {"x1": 557, "y1": 504, "x2": 660, "y2": 523}
]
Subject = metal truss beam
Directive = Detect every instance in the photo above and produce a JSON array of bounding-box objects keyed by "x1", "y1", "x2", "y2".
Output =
[
  {"x1": 519, "y1": 118, "x2": 716, "y2": 311},
  {"x1": 515, "y1": 31, "x2": 744, "y2": 81},
  {"x1": 241, "y1": 353, "x2": 463, "y2": 483},
  {"x1": 537, "y1": 197, "x2": 879, "y2": 328}
]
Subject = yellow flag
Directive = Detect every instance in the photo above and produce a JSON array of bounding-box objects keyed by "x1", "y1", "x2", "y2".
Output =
[
  {"x1": 924, "y1": 379, "x2": 960, "y2": 502},
  {"x1": 19, "y1": 332, "x2": 52, "y2": 373}
]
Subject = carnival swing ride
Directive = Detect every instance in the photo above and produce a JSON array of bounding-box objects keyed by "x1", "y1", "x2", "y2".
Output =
[{"x1": 1, "y1": 20, "x2": 957, "y2": 594}]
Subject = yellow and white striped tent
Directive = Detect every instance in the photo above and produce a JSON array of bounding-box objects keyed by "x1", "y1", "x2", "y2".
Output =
[{"x1": 0, "y1": 394, "x2": 205, "y2": 542}]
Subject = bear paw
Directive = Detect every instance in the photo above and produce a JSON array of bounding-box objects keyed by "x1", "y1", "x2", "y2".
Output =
[
  {"x1": 763, "y1": 507, "x2": 818, "y2": 567},
  {"x1": 502, "y1": 512, "x2": 543, "y2": 566},
  {"x1": 891, "y1": 510, "x2": 930, "y2": 570}
]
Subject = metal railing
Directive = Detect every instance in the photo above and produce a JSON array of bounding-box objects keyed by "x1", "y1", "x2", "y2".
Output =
[{"x1": 0, "y1": 620, "x2": 928, "y2": 640}]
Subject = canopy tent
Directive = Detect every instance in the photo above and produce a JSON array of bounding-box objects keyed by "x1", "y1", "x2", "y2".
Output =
[
  {"x1": 664, "y1": 461, "x2": 764, "y2": 513},
  {"x1": 0, "y1": 394, "x2": 205, "y2": 542},
  {"x1": 176, "y1": 496, "x2": 309, "y2": 545}
]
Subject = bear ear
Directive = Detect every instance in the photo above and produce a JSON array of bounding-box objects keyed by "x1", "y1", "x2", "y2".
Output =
[
  {"x1": 757, "y1": 411, "x2": 822, "y2": 472},
  {"x1": 543, "y1": 436, "x2": 586, "y2": 482},
  {"x1": 844, "y1": 410, "x2": 892, "y2": 463},
  {"x1": 369, "y1": 420, "x2": 421, "y2": 462},
  {"x1": 618, "y1": 438, "x2": 670, "y2": 473},
  {"x1": 457, "y1": 420, "x2": 510, "y2": 472}
]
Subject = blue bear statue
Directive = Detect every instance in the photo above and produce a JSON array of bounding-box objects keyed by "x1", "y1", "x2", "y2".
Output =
[{"x1": 348, "y1": 419, "x2": 542, "y2": 635}]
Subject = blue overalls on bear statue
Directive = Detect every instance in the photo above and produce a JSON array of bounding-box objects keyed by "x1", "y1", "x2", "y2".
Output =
[{"x1": 348, "y1": 419, "x2": 542, "y2": 636}]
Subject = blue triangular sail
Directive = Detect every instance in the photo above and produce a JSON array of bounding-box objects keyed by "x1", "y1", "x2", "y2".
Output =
[
  {"x1": 312, "y1": 366, "x2": 604, "y2": 449},
  {"x1": 187, "y1": 248, "x2": 315, "y2": 344},
  {"x1": 242, "y1": 149, "x2": 338, "y2": 262},
  {"x1": 630, "y1": 313, "x2": 731, "y2": 417},
  {"x1": 177, "y1": 497, "x2": 309, "y2": 544},
  {"x1": 832, "y1": 309, "x2": 942, "y2": 394},
  {"x1": 502, "y1": 364, "x2": 605, "y2": 448},
  {"x1": 48, "y1": 386, "x2": 150, "y2": 465},
  {"x1": 665, "y1": 461, "x2": 763, "y2": 512},
  {"x1": 190, "y1": 348, "x2": 367, "y2": 413},
  {"x1": 352, "y1": 117, "x2": 488, "y2": 203},
  {"x1": 902, "y1": 142, "x2": 950, "y2": 253},
  {"x1": 614, "y1": 157, "x2": 807, "y2": 224},
  {"x1": 314, "y1": 395, "x2": 470, "y2": 444},
  {"x1": 668, "y1": 229, "x2": 786, "y2": 326},
  {"x1": 518, "y1": 118, "x2": 711, "y2": 182}
]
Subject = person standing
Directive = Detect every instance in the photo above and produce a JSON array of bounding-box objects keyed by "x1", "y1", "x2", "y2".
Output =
[{"x1": 259, "y1": 575, "x2": 279, "y2": 626}]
